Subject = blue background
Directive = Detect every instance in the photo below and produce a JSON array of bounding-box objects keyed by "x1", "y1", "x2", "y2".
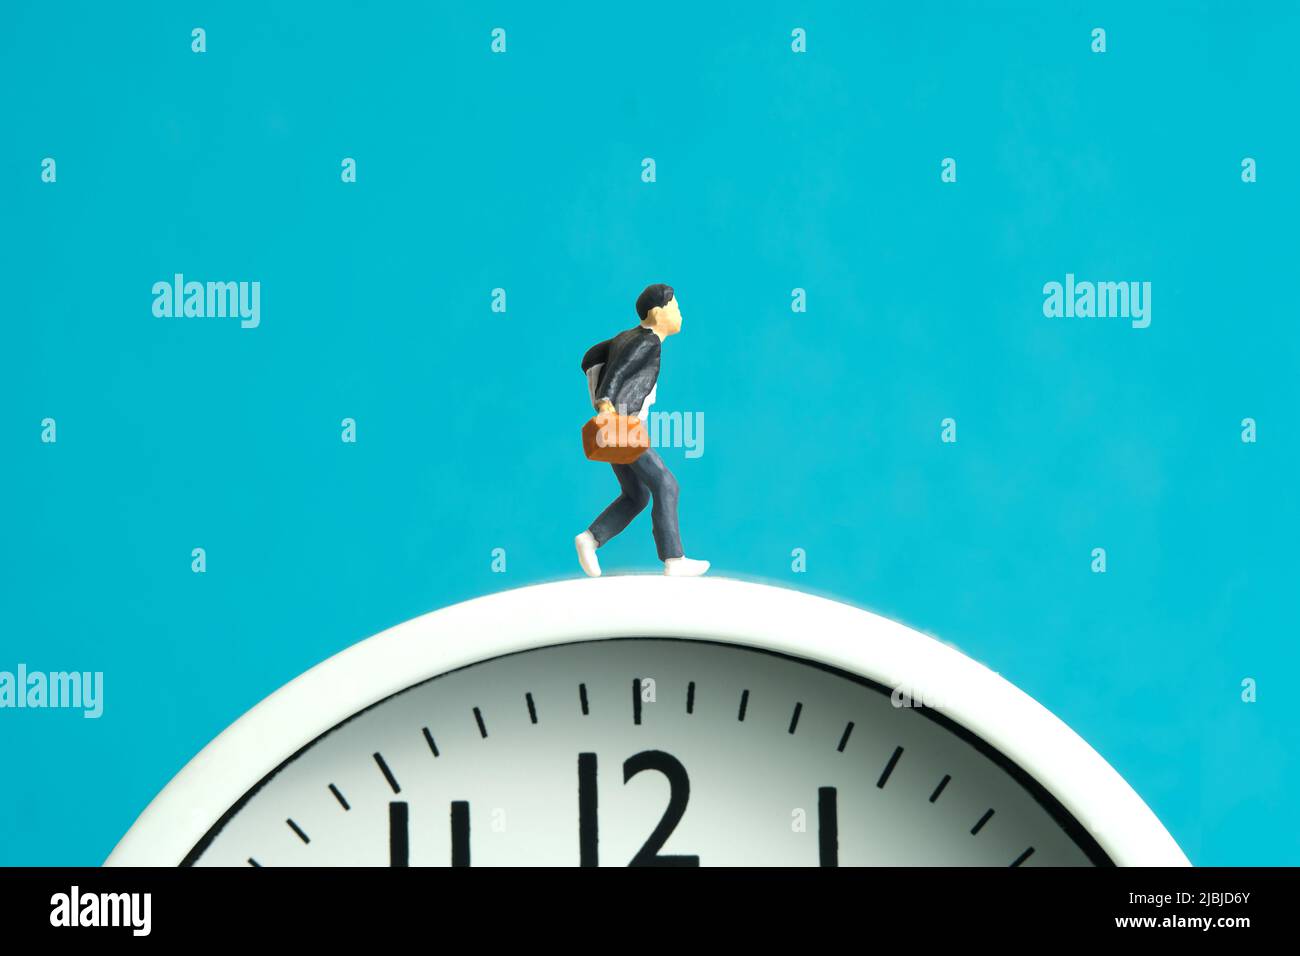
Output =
[{"x1": 2, "y1": 1, "x2": 1296, "y2": 865}]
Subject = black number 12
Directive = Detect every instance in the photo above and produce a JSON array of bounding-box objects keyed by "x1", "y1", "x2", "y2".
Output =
[{"x1": 578, "y1": 750, "x2": 700, "y2": 867}]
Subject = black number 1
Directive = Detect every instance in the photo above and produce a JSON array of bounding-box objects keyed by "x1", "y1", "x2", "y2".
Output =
[{"x1": 819, "y1": 786, "x2": 838, "y2": 867}]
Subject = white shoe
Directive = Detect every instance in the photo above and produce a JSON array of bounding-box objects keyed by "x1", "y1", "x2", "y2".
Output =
[
  {"x1": 575, "y1": 531, "x2": 602, "y2": 578},
  {"x1": 663, "y1": 556, "x2": 710, "y2": 577}
]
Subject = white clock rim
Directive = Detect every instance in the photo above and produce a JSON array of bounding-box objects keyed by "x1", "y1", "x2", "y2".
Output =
[{"x1": 106, "y1": 576, "x2": 1190, "y2": 866}]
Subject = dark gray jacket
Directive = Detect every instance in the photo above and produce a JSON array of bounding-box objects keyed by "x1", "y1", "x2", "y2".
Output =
[{"x1": 581, "y1": 326, "x2": 661, "y2": 415}]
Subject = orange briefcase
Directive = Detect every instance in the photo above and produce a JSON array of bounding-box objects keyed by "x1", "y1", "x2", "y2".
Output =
[{"x1": 582, "y1": 413, "x2": 649, "y2": 464}]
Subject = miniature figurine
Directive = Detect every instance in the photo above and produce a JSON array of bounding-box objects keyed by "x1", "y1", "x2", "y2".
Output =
[{"x1": 575, "y1": 283, "x2": 710, "y2": 578}]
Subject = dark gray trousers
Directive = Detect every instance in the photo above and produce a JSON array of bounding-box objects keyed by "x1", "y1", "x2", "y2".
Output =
[{"x1": 588, "y1": 448, "x2": 683, "y2": 560}]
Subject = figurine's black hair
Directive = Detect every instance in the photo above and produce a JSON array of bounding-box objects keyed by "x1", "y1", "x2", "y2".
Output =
[{"x1": 635, "y1": 283, "x2": 675, "y2": 321}]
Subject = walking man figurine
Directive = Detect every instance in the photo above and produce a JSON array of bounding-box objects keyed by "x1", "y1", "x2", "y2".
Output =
[{"x1": 575, "y1": 283, "x2": 710, "y2": 578}]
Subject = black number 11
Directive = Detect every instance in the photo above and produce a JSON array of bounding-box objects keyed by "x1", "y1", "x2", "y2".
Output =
[{"x1": 389, "y1": 799, "x2": 470, "y2": 866}]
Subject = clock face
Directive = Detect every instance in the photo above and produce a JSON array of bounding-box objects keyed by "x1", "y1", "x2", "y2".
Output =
[{"x1": 184, "y1": 637, "x2": 1108, "y2": 867}]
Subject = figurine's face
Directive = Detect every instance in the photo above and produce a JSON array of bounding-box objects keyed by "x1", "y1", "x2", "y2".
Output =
[{"x1": 648, "y1": 296, "x2": 683, "y2": 336}]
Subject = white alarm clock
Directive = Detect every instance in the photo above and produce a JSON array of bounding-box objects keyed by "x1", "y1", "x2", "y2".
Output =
[{"x1": 107, "y1": 577, "x2": 1189, "y2": 867}]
